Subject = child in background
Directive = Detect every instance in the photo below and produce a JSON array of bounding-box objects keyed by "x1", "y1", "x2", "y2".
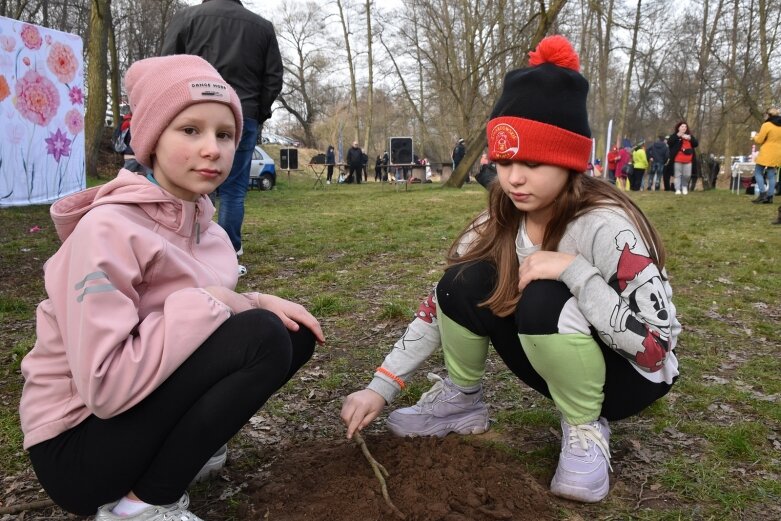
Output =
[
  {"x1": 19, "y1": 55, "x2": 324, "y2": 521},
  {"x1": 615, "y1": 144, "x2": 632, "y2": 191},
  {"x1": 341, "y1": 35, "x2": 679, "y2": 503}
]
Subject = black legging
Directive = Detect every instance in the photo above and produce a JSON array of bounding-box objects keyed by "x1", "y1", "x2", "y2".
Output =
[
  {"x1": 29, "y1": 309, "x2": 315, "y2": 515},
  {"x1": 436, "y1": 261, "x2": 674, "y2": 422}
]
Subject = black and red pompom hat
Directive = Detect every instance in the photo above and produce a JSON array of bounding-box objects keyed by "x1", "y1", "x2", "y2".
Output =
[{"x1": 486, "y1": 35, "x2": 592, "y2": 172}]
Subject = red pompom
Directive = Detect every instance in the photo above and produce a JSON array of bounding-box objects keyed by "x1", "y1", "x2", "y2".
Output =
[{"x1": 528, "y1": 35, "x2": 580, "y2": 72}]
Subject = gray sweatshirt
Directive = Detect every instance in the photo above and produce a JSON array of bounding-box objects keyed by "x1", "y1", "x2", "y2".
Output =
[{"x1": 367, "y1": 207, "x2": 680, "y2": 404}]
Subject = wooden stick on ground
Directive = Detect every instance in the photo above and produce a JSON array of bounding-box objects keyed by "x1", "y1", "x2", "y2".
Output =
[
  {"x1": 353, "y1": 432, "x2": 406, "y2": 520},
  {"x1": 0, "y1": 498, "x2": 55, "y2": 515}
]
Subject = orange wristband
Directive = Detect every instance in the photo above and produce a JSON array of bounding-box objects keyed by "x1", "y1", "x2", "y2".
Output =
[{"x1": 376, "y1": 367, "x2": 405, "y2": 389}]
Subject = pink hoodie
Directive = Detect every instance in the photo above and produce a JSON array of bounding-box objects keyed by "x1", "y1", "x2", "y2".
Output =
[{"x1": 20, "y1": 170, "x2": 238, "y2": 449}]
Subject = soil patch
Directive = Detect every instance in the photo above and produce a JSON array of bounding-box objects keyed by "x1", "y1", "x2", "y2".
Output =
[{"x1": 235, "y1": 434, "x2": 554, "y2": 521}]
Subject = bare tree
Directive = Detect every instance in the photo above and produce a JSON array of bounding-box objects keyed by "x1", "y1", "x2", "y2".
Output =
[
  {"x1": 615, "y1": 0, "x2": 641, "y2": 147},
  {"x1": 275, "y1": 1, "x2": 329, "y2": 147},
  {"x1": 362, "y1": 0, "x2": 374, "y2": 153},
  {"x1": 335, "y1": 0, "x2": 361, "y2": 141}
]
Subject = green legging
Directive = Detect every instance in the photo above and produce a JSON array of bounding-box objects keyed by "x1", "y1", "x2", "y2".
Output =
[{"x1": 434, "y1": 263, "x2": 673, "y2": 425}]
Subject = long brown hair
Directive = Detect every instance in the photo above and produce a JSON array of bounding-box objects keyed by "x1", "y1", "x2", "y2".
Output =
[{"x1": 446, "y1": 174, "x2": 667, "y2": 317}]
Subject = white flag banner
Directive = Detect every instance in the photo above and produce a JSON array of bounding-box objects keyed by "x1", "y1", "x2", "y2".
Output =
[{"x1": 0, "y1": 16, "x2": 85, "y2": 207}]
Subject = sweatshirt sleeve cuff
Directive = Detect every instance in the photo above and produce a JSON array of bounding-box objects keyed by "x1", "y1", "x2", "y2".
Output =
[{"x1": 367, "y1": 376, "x2": 400, "y2": 405}]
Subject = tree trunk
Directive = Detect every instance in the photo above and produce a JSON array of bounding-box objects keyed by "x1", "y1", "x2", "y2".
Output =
[
  {"x1": 108, "y1": 3, "x2": 121, "y2": 125},
  {"x1": 756, "y1": 0, "x2": 772, "y2": 109},
  {"x1": 336, "y1": 0, "x2": 360, "y2": 142},
  {"x1": 363, "y1": 0, "x2": 374, "y2": 154},
  {"x1": 616, "y1": 0, "x2": 641, "y2": 146},
  {"x1": 85, "y1": 0, "x2": 110, "y2": 179},
  {"x1": 721, "y1": 0, "x2": 740, "y2": 185},
  {"x1": 594, "y1": 0, "x2": 616, "y2": 150}
]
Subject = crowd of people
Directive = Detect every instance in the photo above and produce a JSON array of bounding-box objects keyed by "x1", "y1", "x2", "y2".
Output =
[
  {"x1": 321, "y1": 142, "x2": 442, "y2": 184},
  {"x1": 599, "y1": 114, "x2": 780, "y2": 224},
  {"x1": 604, "y1": 123, "x2": 712, "y2": 194}
]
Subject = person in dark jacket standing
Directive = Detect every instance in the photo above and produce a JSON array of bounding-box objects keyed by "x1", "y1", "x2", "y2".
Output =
[
  {"x1": 646, "y1": 135, "x2": 670, "y2": 191},
  {"x1": 345, "y1": 141, "x2": 364, "y2": 184},
  {"x1": 162, "y1": 0, "x2": 283, "y2": 262},
  {"x1": 325, "y1": 145, "x2": 336, "y2": 185},
  {"x1": 382, "y1": 150, "x2": 390, "y2": 181}
]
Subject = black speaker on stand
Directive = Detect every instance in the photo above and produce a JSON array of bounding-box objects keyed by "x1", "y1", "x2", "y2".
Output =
[
  {"x1": 389, "y1": 137, "x2": 413, "y2": 165},
  {"x1": 280, "y1": 148, "x2": 298, "y2": 185},
  {"x1": 280, "y1": 148, "x2": 299, "y2": 170}
]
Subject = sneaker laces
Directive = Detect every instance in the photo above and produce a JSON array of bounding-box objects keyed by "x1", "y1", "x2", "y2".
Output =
[
  {"x1": 416, "y1": 373, "x2": 447, "y2": 405},
  {"x1": 566, "y1": 422, "x2": 613, "y2": 472}
]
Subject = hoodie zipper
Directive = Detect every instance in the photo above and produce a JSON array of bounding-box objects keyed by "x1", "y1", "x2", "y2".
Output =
[{"x1": 192, "y1": 202, "x2": 201, "y2": 245}]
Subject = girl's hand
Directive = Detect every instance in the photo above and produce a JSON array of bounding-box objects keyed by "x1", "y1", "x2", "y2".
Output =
[
  {"x1": 518, "y1": 251, "x2": 576, "y2": 292},
  {"x1": 251, "y1": 293, "x2": 325, "y2": 344},
  {"x1": 341, "y1": 389, "x2": 386, "y2": 439}
]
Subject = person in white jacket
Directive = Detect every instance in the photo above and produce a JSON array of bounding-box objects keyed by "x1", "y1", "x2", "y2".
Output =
[{"x1": 20, "y1": 55, "x2": 323, "y2": 521}]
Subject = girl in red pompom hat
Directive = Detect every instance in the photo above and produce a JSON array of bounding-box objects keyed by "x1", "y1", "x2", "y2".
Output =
[{"x1": 341, "y1": 35, "x2": 679, "y2": 504}]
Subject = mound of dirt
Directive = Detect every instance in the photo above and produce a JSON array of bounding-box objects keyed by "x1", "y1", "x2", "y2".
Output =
[{"x1": 236, "y1": 434, "x2": 554, "y2": 521}]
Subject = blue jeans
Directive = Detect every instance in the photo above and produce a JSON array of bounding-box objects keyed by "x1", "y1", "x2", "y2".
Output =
[
  {"x1": 754, "y1": 164, "x2": 777, "y2": 198},
  {"x1": 646, "y1": 162, "x2": 664, "y2": 190},
  {"x1": 218, "y1": 117, "x2": 259, "y2": 252}
]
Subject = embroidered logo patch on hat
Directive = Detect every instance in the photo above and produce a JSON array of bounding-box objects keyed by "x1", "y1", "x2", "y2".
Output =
[
  {"x1": 489, "y1": 122, "x2": 520, "y2": 160},
  {"x1": 485, "y1": 35, "x2": 592, "y2": 172},
  {"x1": 188, "y1": 81, "x2": 230, "y2": 102}
]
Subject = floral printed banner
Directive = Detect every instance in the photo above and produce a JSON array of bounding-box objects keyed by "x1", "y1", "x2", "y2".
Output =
[{"x1": 0, "y1": 16, "x2": 85, "y2": 207}]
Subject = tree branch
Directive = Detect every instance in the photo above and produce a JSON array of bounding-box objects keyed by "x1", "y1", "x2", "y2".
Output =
[{"x1": 353, "y1": 432, "x2": 405, "y2": 520}]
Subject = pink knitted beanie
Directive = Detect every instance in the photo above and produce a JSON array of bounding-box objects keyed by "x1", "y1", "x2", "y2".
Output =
[{"x1": 124, "y1": 55, "x2": 243, "y2": 168}]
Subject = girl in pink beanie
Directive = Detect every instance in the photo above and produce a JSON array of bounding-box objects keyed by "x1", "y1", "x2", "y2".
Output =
[{"x1": 19, "y1": 55, "x2": 324, "y2": 521}]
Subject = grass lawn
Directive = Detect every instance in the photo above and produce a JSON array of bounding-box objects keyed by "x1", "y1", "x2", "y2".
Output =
[{"x1": 1, "y1": 174, "x2": 780, "y2": 519}]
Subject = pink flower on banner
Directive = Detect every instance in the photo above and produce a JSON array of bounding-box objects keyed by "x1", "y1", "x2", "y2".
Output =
[
  {"x1": 20, "y1": 24, "x2": 42, "y2": 50},
  {"x1": 0, "y1": 75, "x2": 9, "y2": 102},
  {"x1": 0, "y1": 35, "x2": 15, "y2": 53},
  {"x1": 15, "y1": 69, "x2": 60, "y2": 126},
  {"x1": 45, "y1": 128, "x2": 72, "y2": 163},
  {"x1": 22, "y1": 56, "x2": 30, "y2": 66},
  {"x1": 68, "y1": 86, "x2": 84, "y2": 105},
  {"x1": 65, "y1": 108, "x2": 83, "y2": 135},
  {"x1": 47, "y1": 42, "x2": 77, "y2": 84}
]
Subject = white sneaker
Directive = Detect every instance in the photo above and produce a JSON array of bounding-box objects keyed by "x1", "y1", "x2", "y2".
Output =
[
  {"x1": 237, "y1": 265, "x2": 247, "y2": 277},
  {"x1": 95, "y1": 493, "x2": 203, "y2": 521},
  {"x1": 326, "y1": 180, "x2": 331, "y2": 185},
  {"x1": 236, "y1": 246, "x2": 243, "y2": 257},
  {"x1": 682, "y1": 187, "x2": 688, "y2": 195},
  {"x1": 675, "y1": 190, "x2": 682, "y2": 195},
  {"x1": 386, "y1": 373, "x2": 489, "y2": 437},
  {"x1": 192, "y1": 444, "x2": 227, "y2": 484},
  {"x1": 550, "y1": 418, "x2": 612, "y2": 503}
]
